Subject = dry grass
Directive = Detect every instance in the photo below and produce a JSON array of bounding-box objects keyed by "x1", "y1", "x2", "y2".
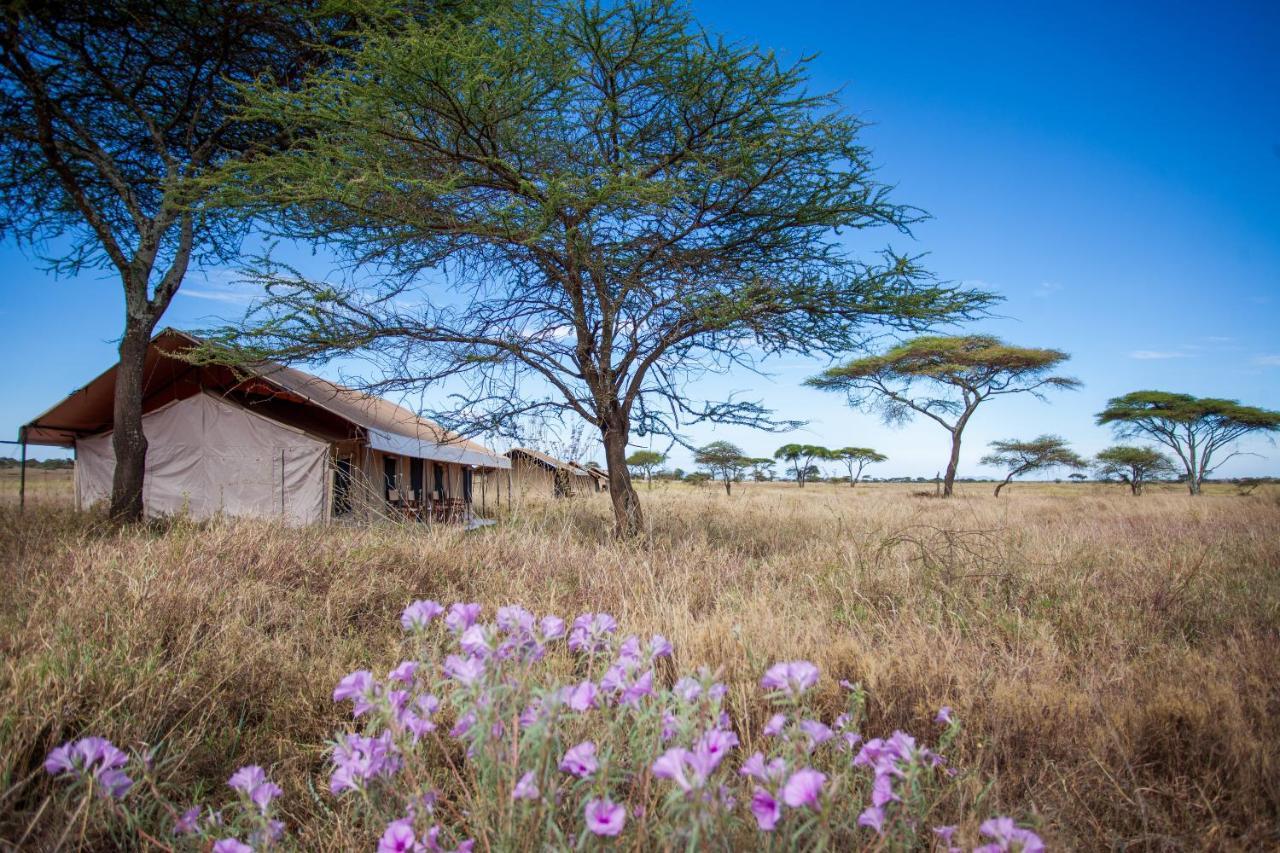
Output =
[{"x1": 1, "y1": 480, "x2": 1278, "y2": 849}]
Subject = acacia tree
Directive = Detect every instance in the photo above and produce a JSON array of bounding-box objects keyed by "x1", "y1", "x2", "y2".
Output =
[
  {"x1": 0, "y1": 0, "x2": 330, "y2": 521},
  {"x1": 694, "y1": 440, "x2": 750, "y2": 496},
  {"x1": 625, "y1": 450, "x2": 666, "y2": 490},
  {"x1": 831, "y1": 446, "x2": 886, "y2": 487},
  {"x1": 806, "y1": 336, "x2": 1079, "y2": 497},
  {"x1": 206, "y1": 0, "x2": 988, "y2": 537},
  {"x1": 774, "y1": 444, "x2": 831, "y2": 487},
  {"x1": 1096, "y1": 392, "x2": 1280, "y2": 495},
  {"x1": 1094, "y1": 445, "x2": 1176, "y2": 495},
  {"x1": 747, "y1": 458, "x2": 776, "y2": 482},
  {"x1": 980, "y1": 435, "x2": 1085, "y2": 497}
]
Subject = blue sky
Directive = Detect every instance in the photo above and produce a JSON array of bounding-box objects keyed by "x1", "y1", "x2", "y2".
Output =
[{"x1": 3, "y1": 0, "x2": 1278, "y2": 478}]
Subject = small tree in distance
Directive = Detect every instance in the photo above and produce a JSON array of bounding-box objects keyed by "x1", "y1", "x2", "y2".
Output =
[
  {"x1": 625, "y1": 450, "x2": 667, "y2": 490},
  {"x1": 1094, "y1": 445, "x2": 1178, "y2": 495},
  {"x1": 806, "y1": 336, "x2": 1080, "y2": 497},
  {"x1": 832, "y1": 447, "x2": 887, "y2": 487},
  {"x1": 774, "y1": 444, "x2": 831, "y2": 487},
  {"x1": 980, "y1": 435, "x2": 1086, "y2": 497},
  {"x1": 694, "y1": 441, "x2": 751, "y2": 496},
  {"x1": 747, "y1": 458, "x2": 776, "y2": 482},
  {"x1": 1097, "y1": 392, "x2": 1280, "y2": 495}
]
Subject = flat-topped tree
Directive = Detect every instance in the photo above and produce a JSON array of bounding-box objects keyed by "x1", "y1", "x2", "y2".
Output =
[
  {"x1": 774, "y1": 444, "x2": 832, "y2": 487},
  {"x1": 0, "y1": 1, "x2": 332, "y2": 522},
  {"x1": 806, "y1": 336, "x2": 1079, "y2": 496},
  {"x1": 1094, "y1": 445, "x2": 1177, "y2": 495},
  {"x1": 832, "y1": 447, "x2": 886, "y2": 487},
  {"x1": 694, "y1": 441, "x2": 750, "y2": 496},
  {"x1": 980, "y1": 435, "x2": 1086, "y2": 497},
  {"x1": 625, "y1": 451, "x2": 666, "y2": 490},
  {"x1": 1097, "y1": 392, "x2": 1280, "y2": 495},
  {"x1": 206, "y1": 0, "x2": 990, "y2": 537},
  {"x1": 747, "y1": 458, "x2": 776, "y2": 482}
]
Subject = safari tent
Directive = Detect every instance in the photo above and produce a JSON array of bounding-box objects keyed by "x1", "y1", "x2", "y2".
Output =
[
  {"x1": 506, "y1": 447, "x2": 603, "y2": 498},
  {"x1": 19, "y1": 328, "x2": 511, "y2": 525}
]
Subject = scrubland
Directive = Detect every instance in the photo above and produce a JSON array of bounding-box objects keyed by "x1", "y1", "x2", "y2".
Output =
[{"x1": 1, "y1": 479, "x2": 1278, "y2": 849}]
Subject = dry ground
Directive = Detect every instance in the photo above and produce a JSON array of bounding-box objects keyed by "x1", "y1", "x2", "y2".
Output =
[{"x1": 1, "y1": 478, "x2": 1278, "y2": 849}]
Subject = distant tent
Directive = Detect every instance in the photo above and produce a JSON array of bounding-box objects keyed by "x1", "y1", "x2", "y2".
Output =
[
  {"x1": 20, "y1": 328, "x2": 510, "y2": 524},
  {"x1": 506, "y1": 448, "x2": 602, "y2": 497}
]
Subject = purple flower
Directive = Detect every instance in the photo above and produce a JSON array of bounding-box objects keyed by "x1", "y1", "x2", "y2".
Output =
[
  {"x1": 539, "y1": 615, "x2": 566, "y2": 640},
  {"x1": 760, "y1": 660, "x2": 819, "y2": 696},
  {"x1": 564, "y1": 680, "x2": 598, "y2": 712},
  {"x1": 568, "y1": 613, "x2": 617, "y2": 653},
  {"x1": 799, "y1": 719, "x2": 834, "y2": 750},
  {"x1": 857, "y1": 805, "x2": 886, "y2": 835},
  {"x1": 739, "y1": 752, "x2": 787, "y2": 783},
  {"x1": 512, "y1": 771, "x2": 539, "y2": 800},
  {"x1": 617, "y1": 635, "x2": 642, "y2": 666},
  {"x1": 459, "y1": 625, "x2": 491, "y2": 658},
  {"x1": 378, "y1": 818, "x2": 417, "y2": 853},
  {"x1": 649, "y1": 634, "x2": 673, "y2": 659},
  {"x1": 445, "y1": 602, "x2": 482, "y2": 633},
  {"x1": 496, "y1": 605, "x2": 535, "y2": 634},
  {"x1": 389, "y1": 661, "x2": 419, "y2": 684},
  {"x1": 978, "y1": 817, "x2": 1046, "y2": 853},
  {"x1": 43, "y1": 737, "x2": 133, "y2": 799},
  {"x1": 228, "y1": 765, "x2": 281, "y2": 813},
  {"x1": 584, "y1": 798, "x2": 625, "y2": 837},
  {"x1": 329, "y1": 732, "x2": 399, "y2": 794},
  {"x1": 694, "y1": 727, "x2": 738, "y2": 774},
  {"x1": 750, "y1": 787, "x2": 781, "y2": 831},
  {"x1": 174, "y1": 806, "x2": 201, "y2": 835},
  {"x1": 780, "y1": 768, "x2": 825, "y2": 810},
  {"x1": 652, "y1": 748, "x2": 694, "y2": 791},
  {"x1": 620, "y1": 669, "x2": 655, "y2": 706},
  {"x1": 443, "y1": 654, "x2": 486, "y2": 686},
  {"x1": 401, "y1": 599, "x2": 444, "y2": 631},
  {"x1": 559, "y1": 741, "x2": 598, "y2": 778},
  {"x1": 762, "y1": 713, "x2": 787, "y2": 737},
  {"x1": 935, "y1": 705, "x2": 953, "y2": 725},
  {"x1": 673, "y1": 677, "x2": 702, "y2": 703},
  {"x1": 934, "y1": 825, "x2": 958, "y2": 843},
  {"x1": 871, "y1": 772, "x2": 900, "y2": 808},
  {"x1": 333, "y1": 670, "x2": 376, "y2": 716},
  {"x1": 212, "y1": 841, "x2": 252, "y2": 853}
]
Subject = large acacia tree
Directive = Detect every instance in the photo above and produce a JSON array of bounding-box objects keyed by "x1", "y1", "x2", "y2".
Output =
[
  {"x1": 980, "y1": 435, "x2": 1085, "y2": 497},
  {"x1": 0, "y1": 0, "x2": 332, "y2": 521},
  {"x1": 210, "y1": 0, "x2": 988, "y2": 536},
  {"x1": 1094, "y1": 445, "x2": 1176, "y2": 495},
  {"x1": 806, "y1": 335, "x2": 1079, "y2": 496},
  {"x1": 831, "y1": 446, "x2": 886, "y2": 487},
  {"x1": 1097, "y1": 392, "x2": 1280, "y2": 495}
]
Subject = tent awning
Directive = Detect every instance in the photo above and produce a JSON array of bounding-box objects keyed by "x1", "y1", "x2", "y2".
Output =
[{"x1": 368, "y1": 428, "x2": 510, "y2": 469}]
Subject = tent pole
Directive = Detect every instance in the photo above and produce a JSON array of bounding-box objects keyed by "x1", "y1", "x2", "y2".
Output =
[
  {"x1": 19, "y1": 427, "x2": 28, "y2": 514},
  {"x1": 481, "y1": 469, "x2": 487, "y2": 515}
]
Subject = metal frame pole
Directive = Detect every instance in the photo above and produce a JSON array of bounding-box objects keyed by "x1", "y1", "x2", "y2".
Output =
[{"x1": 19, "y1": 428, "x2": 28, "y2": 514}]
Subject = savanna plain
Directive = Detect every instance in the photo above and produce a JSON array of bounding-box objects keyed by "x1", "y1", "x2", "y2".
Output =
[{"x1": 2, "y1": 473, "x2": 1278, "y2": 850}]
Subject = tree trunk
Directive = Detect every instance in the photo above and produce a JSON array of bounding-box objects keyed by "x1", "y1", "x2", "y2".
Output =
[
  {"x1": 601, "y1": 417, "x2": 643, "y2": 538},
  {"x1": 943, "y1": 430, "x2": 963, "y2": 497},
  {"x1": 994, "y1": 474, "x2": 1013, "y2": 497},
  {"x1": 723, "y1": 477, "x2": 731, "y2": 496},
  {"x1": 109, "y1": 317, "x2": 153, "y2": 522}
]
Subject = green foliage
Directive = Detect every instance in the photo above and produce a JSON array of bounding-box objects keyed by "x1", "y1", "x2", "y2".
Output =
[
  {"x1": 694, "y1": 441, "x2": 751, "y2": 494},
  {"x1": 831, "y1": 446, "x2": 886, "y2": 485},
  {"x1": 1097, "y1": 391, "x2": 1280, "y2": 494},
  {"x1": 980, "y1": 435, "x2": 1086, "y2": 496},
  {"x1": 773, "y1": 444, "x2": 831, "y2": 486},
  {"x1": 1094, "y1": 445, "x2": 1178, "y2": 495},
  {"x1": 203, "y1": 0, "x2": 991, "y2": 535}
]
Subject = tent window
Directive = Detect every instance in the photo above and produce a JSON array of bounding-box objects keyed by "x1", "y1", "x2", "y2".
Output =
[
  {"x1": 433, "y1": 463, "x2": 446, "y2": 499},
  {"x1": 334, "y1": 457, "x2": 353, "y2": 516},
  {"x1": 410, "y1": 458, "x2": 424, "y2": 502},
  {"x1": 463, "y1": 468, "x2": 473, "y2": 504},
  {"x1": 384, "y1": 455, "x2": 399, "y2": 501}
]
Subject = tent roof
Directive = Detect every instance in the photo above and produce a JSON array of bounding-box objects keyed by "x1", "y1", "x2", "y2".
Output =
[
  {"x1": 507, "y1": 447, "x2": 594, "y2": 476},
  {"x1": 22, "y1": 328, "x2": 509, "y2": 469}
]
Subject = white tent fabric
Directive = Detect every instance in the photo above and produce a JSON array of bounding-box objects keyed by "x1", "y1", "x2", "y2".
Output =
[
  {"x1": 75, "y1": 392, "x2": 329, "y2": 524},
  {"x1": 368, "y1": 428, "x2": 511, "y2": 469}
]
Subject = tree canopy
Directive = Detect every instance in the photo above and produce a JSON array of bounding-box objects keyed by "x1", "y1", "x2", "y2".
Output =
[
  {"x1": 980, "y1": 435, "x2": 1086, "y2": 497},
  {"x1": 694, "y1": 440, "x2": 750, "y2": 495},
  {"x1": 203, "y1": 0, "x2": 990, "y2": 536},
  {"x1": 773, "y1": 444, "x2": 831, "y2": 487},
  {"x1": 830, "y1": 446, "x2": 886, "y2": 487},
  {"x1": 806, "y1": 335, "x2": 1079, "y2": 496},
  {"x1": 625, "y1": 450, "x2": 666, "y2": 489},
  {"x1": 1096, "y1": 391, "x2": 1280, "y2": 495},
  {"x1": 1094, "y1": 445, "x2": 1177, "y2": 495}
]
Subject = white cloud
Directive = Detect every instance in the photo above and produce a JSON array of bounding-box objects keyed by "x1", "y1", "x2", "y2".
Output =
[
  {"x1": 1129, "y1": 350, "x2": 1191, "y2": 360},
  {"x1": 1033, "y1": 281, "x2": 1062, "y2": 298},
  {"x1": 1255, "y1": 354, "x2": 1280, "y2": 367},
  {"x1": 177, "y1": 287, "x2": 256, "y2": 305}
]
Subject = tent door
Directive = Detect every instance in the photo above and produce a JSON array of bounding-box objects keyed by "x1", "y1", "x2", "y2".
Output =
[
  {"x1": 463, "y1": 468, "x2": 473, "y2": 504},
  {"x1": 433, "y1": 463, "x2": 446, "y2": 500},
  {"x1": 383, "y1": 455, "x2": 399, "y2": 502}
]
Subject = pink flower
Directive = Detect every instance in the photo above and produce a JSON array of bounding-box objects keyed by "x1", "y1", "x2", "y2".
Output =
[
  {"x1": 651, "y1": 748, "x2": 694, "y2": 791},
  {"x1": 739, "y1": 752, "x2": 787, "y2": 783},
  {"x1": 799, "y1": 719, "x2": 834, "y2": 750},
  {"x1": 935, "y1": 706, "x2": 953, "y2": 725},
  {"x1": 559, "y1": 741, "x2": 598, "y2": 778},
  {"x1": 781, "y1": 768, "x2": 825, "y2": 810},
  {"x1": 584, "y1": 798, "x2": 625, "y2": 836},
  {"x1": 511, "y1": 771, "x2": 539, "y2": 800},
  {"x1": 750, "y1": 787, "x2": 781, "y2": 831},
  {"x1": 620, "y1": 669, "x2": 655, "y2": 706},
  {"x1": 762, "y1": 713, "x2": 787, "y2": 737},
  {"x1": 858, "y1": 805, "x2": 886, "y2": 835},
  {"x1": 649, "y1": 634, "x2": 673, "y2": 659},
  {"x1": 401, "y1": 599, "x2": 444, "y2": 631},
  {"x1": 564, "y1": 680, "x2": 598, "y2": 712},
  {"x1": 760, "y1": 661, "x2": 819, "y2": 696},
  {"x1": 378, "y1": 818, "x2": 417, "y2": 853},
  {"x1": 212, "y1": 841, "x2": 252, "y2": 853}
]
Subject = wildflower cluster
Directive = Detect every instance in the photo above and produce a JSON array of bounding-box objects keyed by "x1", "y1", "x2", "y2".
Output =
[{"x1": 43, "y1": 601, "x2": 1046, "y2": 850}]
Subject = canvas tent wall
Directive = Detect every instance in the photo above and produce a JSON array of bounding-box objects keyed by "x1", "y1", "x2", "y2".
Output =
[
  {"x1": 507, "y1": 448, "x2": 599, "y2": 498},
  {"x1": 75, "y1": 392, "x2": 329, "y2": 524}
]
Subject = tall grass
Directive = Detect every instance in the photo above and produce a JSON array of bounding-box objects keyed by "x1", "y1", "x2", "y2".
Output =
[{"x1": 1, "y1": 482, "x2": 1277, "y2": 848}]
